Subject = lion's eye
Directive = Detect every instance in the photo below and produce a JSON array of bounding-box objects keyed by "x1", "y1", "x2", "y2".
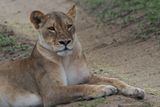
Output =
[
  {"x1": 67, "y1": 24, "x2": 73, "y2": 30},
  {"x1": 48, "y1": 27, "x2": 55, "y2": 32}
]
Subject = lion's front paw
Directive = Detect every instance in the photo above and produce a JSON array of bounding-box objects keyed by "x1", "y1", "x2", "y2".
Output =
[
  {"x1": 84, "y1": 85, "x2": 118, "y2": 100},
  {"x1": 121, "y1": 86, "x2": 145, "y2": 99},
  {"x1": 103, "y1": 85, "x2": 118, "y2": 96}
]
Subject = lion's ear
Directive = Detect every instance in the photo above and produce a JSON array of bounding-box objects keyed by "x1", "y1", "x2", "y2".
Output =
[
  {"x1": 67, "y1": 5, "x2": 76, "y2": 20},
  {"x1": 30, "y1": 10, "x2": 45, "y2": 29}
]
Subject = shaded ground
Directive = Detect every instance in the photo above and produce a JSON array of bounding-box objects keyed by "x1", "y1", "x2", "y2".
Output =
[{"x1": 0, "y1": 0, "x2": 159, "y2": 107}]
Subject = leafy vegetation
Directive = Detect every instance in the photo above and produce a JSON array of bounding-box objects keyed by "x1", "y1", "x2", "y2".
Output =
[
  {"x1": 0, "y1": 33, "x2": 29, "y2": 53},
  {"x1": 79, "y1": 98, "x2": 106, "y2": 107},
  {"x1": 143, "y1": 101, "x2": 153, "y2": 107},
  {"x1": 0, "y1": 32, "x2": 32, "y2": 61},
  {"x1": 75, "y1": 0, "x2": 160, "y2": 39}
]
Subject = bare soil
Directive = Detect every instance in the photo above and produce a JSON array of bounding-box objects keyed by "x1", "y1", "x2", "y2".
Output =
[{"x1": 0, "y1": 0, "x2": 159, "y2": 107}]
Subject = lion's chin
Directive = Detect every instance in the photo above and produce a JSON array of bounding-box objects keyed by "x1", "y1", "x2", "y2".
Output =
[{"x1": 57, "y1": 50, "x2": 73, "y2": 56}]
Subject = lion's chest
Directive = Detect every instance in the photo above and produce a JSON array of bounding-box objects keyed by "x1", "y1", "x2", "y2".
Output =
[
  {"x1": 65, "y1": 64, "x2": 90, "y2": 85},
  {"x1": 62, "y1": 58, "x2": 90, "y2": 85}
]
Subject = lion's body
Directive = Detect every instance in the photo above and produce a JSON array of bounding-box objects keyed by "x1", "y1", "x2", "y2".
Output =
[{"x1": 0, "y1": 5, "x2": 144, "y2": 107}]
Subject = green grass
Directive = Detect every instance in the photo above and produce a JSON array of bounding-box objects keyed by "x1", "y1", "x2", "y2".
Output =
[
  {"x1": 81, "y1": 0, "x2": 105, "y2": 10},
  {"x1": 0, "y1": 33, "x2": 29, "y2": 53},
  {"x1": 0, "y1": 33, "x2": 15, "y2": 47},
  {"x1": 78, "y1": 98, "x2": 106, "y2": 107},
  {"x1": 143, "y1": 101, "x2": 153, "y2": 107},
  {"x1": 75, "y1": 0, "x2": 160, "y2": 39},
  {"x1": 0, "y1": 32, "x2": 31, "y2": 61}
]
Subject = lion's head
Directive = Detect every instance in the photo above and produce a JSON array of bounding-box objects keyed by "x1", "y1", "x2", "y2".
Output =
[{"x1": 30, "y1": 5, "x2": 76, "y2": 56}]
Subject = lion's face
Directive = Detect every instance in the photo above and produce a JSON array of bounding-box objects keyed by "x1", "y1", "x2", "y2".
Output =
[{"x1": 30, "y1": 5, "x2": 76, "y2": 56}]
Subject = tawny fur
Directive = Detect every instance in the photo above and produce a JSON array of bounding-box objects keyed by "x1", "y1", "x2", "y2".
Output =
[{"x1": 0, "y1": 5, "x2": 144, "y2": 107}]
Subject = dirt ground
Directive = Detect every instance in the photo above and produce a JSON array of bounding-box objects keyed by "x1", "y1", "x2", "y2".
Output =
[{"x1": 0, "y1": 0, "x2": 159, "y2": 107}]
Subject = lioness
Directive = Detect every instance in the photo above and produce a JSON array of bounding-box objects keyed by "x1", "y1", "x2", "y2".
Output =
[{"x1": 0, "y1": 5, "x2": 144, "y2": 107}]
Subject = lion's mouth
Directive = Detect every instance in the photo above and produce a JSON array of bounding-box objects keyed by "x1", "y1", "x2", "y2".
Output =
[
  {"x1": 56, "y1": 47, "x2": 73, "y2": 53},
  {"x1": 56, "y1": 47, "x2": 73, "y2": 56}
]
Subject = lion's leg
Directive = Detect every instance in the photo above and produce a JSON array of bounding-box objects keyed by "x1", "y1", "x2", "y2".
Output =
[
  {"x1": 87, "y1": 74, "x2": 145, "y2": 99},
  {"x1": 42, "y1": 84, "x2": 118, "y2": 107},
  {"x1": 0, "y1": 84, "x2": 42, "y2": 107}
]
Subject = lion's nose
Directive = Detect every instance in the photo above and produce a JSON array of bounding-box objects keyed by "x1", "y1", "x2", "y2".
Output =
[{"x1": 59, "y1": 40, "x2": 71, "y2": 46}]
